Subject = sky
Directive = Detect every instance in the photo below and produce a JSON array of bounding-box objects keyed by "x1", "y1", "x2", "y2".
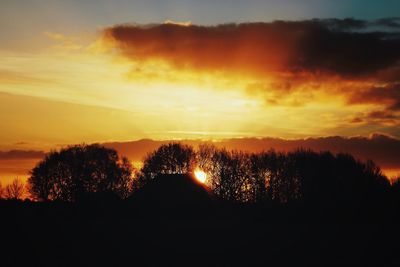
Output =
[{"x1": 0, "y1": 0, "x2": 400, "y2": 182}]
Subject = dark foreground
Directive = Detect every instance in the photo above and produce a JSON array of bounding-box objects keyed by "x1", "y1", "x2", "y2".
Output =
[{"x1": 2, "y1": 199, "x2": 400, "y2": 267}]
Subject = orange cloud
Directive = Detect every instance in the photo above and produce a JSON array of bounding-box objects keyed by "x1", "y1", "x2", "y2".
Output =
[
  {"x1": 0, "y1": 150, "x2": 44, "y2": 160},
  {"x1": 349, "y1": 83, "x2": 400, "y2": 111},
  {"x1": 104, "y1": 23, "x2": 296, "y2": 76},
  {"x1": 102, "y1": 19, "x2": 400, "y2": 132},
  {"x1": 104, "y1": 20, "x2": 400, "y2": 77}
]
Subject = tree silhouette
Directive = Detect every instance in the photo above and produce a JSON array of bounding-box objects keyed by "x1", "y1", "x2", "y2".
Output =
[
  {"x1": 250, "y1": 150, "x2": 280, "y2": 202},
  {"x1": 24, "y1": 141, "x2": 392, "y2": 207},
  {"x1": 136, "y1": 143, "x2": 196, "y2": 190},
  {"x1": 0, "y1": 181, "x2": 4, "y2": 199},
  {"x1": 392, "y1": 177, "x2": 400, "y2": 209},
  {"x1": 28, "y1": 144, "x2": 133, "y2": 201},
  {"x1": 136, "y1": 142, "x2": 390, "y2": 205},
  {"x1": 4, "y1": 178, "x2": 25, "y2": 200},
  {"x1": 198, "y1": 144, "x2": 253, "y2": 202},
  {"x1": 293, "y1": 151, "x2": 390, "y2": 208}
]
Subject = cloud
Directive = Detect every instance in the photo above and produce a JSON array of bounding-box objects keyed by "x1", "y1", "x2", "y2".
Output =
[
  {"x1": 0, "y1": 150, "x2": 45, "y2": 160},
  {"x1": 104, "y1": 22, "x2": 320, "y2": 77},
  {"x1": 104, "y1": 19, "x2": 400, "y2": 77},
  {"x1": 102, "y1": 19, "x2": 400, "y2": 130},
  {"x1": 350, "y1": 110, "x2": 399, "y2": 126},
  {"x1": 43, "y1": 31, "x2": 83, "y2": 51},
  {"x1": 320, "y1": 17, "x2": 400, "y2": 30},
  {"x1": 44, "y1": 31, "x2": 68, "y2": 41},
  {"x1": 345, "y1": 82, "x2": 400, "y2": 130},
  {"x1": 373, "y1": 17, "x2": 400, "y2": 28},
  {"x1": 163, "y1": 20, "x2": 192, "y2": 27},
  {"x1": 14, "y1": 142, "x2": 28, "y2": 145},
  {"x1": 349, "y1": 83, "x2": 400, "y2": 111},
  {"x1": 368, "y1": 111, "x2": 397, "y2": 119}
]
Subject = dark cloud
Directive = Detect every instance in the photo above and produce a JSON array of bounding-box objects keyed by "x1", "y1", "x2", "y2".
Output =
[
  {"x1": 368, "y1": 111, "x2": 398, "y2": 120},
  {"x1": 104, "y1": 19, "x2": 400, "y2": 123},
  {"x1": 295, "y1": 30, "x2": 400, "y2": 77},
  {"x1": 318, "y1": 18, "x2": 368, "y2": 31},
  {"x1": 350, "y1": 110, "x2": 400, "y2": 126},
  {"x1": 374, "y1": 17, "x2": 400, "y2": 29},
  {"x1": 349, "y1": 83, "x2": 400, "y2": 111},
  {"x1": 14, "y1": 142, "x2": 28, "y2": 145},
  {"x1": 350, "y1": 117, "x2": 364, "y2": 124},
  {"x1": 318, "y1": 17, "x2": 400, "y2": 31},
  {"x1": 105, "y1": 19, "x2": 400, "y2": 77},
  {"x1": 0, "y1": 150, "x2": 45, "y2": 160}
]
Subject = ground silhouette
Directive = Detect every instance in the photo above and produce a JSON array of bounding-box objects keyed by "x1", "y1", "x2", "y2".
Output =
[
  {"x1": 2, "y1": 176, "x2": 400, "y2": 266},
  {"x1": 129, "y1": 174, "x2": 215, "y2": 216}
]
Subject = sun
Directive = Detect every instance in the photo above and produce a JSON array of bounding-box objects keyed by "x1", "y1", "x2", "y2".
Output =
[{"x1": 194, "y1": 170, "x2": 207, "y2": 183}]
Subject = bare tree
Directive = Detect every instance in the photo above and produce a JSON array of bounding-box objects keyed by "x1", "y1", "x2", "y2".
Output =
[
  {"x1": 198, "y1": 145, "x2": 253, "y2": 202},
  {"x1": 5, "y1": 178, "x2": 25, "y2": 200}
]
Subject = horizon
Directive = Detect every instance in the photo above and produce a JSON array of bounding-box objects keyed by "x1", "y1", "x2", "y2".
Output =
[
  {"x1": 1, "y1": 134, "x2": 400, "y2": 185},
  {"x1": 1, "y1": 1, "x2": 400, "y2": 184}
]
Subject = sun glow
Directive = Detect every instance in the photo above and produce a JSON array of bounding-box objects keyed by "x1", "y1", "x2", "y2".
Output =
[
  {"x1": 0, "y1": 26, "x2": 396, "y2": 149},
  {"x1": 194, "y1": 170, "x2": 207, "y2": 183}
]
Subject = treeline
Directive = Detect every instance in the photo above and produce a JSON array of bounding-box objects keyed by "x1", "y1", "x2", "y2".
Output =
[
  {"x1": 1, "y1": 142, "x2": 399, "y2": 207},
  {"x1": 137, "y1": 143, "x2": 394, "y2": 207}
]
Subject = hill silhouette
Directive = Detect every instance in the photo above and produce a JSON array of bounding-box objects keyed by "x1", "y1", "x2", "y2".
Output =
[{"x1": 129, "y1": 174, "x2": 216, "y2": 216}]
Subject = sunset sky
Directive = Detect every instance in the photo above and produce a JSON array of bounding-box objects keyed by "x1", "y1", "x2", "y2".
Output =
[{"x1": 1, "y1": 0, "x2": 400, "y2": 182}]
